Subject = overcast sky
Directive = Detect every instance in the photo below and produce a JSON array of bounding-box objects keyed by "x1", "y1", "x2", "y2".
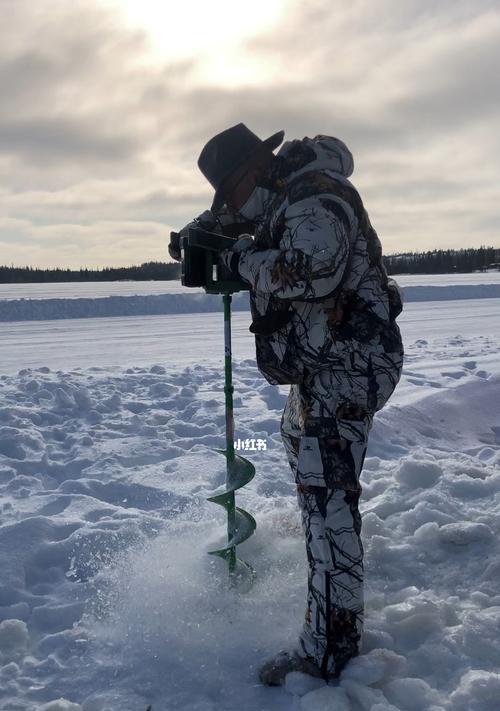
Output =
[{"x1": 1, "y1": 0, "x2": 499, "y2": 268}]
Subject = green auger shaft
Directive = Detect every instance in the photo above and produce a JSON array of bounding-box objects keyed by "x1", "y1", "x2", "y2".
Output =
[
  {"x1": 223, "y1": 292, "x2": 237, "y2": 573},
  {"x1": 207, "y1": 292, "x2": 256, "y2": 583}
]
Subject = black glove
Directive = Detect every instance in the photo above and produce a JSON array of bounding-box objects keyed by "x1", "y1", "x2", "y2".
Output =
[
  {"x1": 168, "y1": 233, "x2": 182, "y2": 261},
  {"x1": 217, "y1": 234, "x2": 254, "y2": 281},
  {"x1": 217, "y1": 248, "x2": 240, "y2": 280}
]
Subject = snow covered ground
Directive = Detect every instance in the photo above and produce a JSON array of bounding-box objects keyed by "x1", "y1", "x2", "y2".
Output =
[{"x1": 0, "y1": 275, "x2": 499, "y2": 711}]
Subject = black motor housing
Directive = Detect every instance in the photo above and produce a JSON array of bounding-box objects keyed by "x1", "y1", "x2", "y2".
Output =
[{"x1": 172, "y1": 227, "x2": 249, "y2": 294}]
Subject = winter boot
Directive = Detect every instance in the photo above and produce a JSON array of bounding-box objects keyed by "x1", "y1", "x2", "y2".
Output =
[{"x1": 258, "y1": 649, "x2": 323, "y2": 686}]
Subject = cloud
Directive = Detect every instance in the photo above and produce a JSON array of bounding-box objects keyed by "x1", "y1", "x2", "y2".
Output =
[
  {"x1": 0, "y1": 0, "x2": 499, "y2": 268},
  {"x1": 0, "y1": 217, "x2": 171, "y2": 269},
  {"x1": 0, "y1": 118, "x2": 139, "y2": 164}
]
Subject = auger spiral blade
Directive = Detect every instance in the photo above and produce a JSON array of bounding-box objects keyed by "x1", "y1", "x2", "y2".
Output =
[
  {"x1": 207, "y1": 451, "x2": 257, "y2": 585},
  {"x1": 213, "y1": 448, "x2": 256, "y2": 491},
  {"x1": 206, "y1": 504, "x2": 257, "y2": 549}
]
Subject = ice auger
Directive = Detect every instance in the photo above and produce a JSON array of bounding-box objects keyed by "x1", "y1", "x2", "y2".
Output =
[{"x1": 172, "y1": 226, "x2": 257, "y2": 584}]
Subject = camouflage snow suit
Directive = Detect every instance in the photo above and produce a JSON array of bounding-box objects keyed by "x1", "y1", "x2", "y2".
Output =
[{"x1": 225, "y1": 135, "x2": 404, "y2": 678}]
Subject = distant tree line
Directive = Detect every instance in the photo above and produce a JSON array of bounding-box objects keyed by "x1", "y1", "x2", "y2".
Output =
[
  {"x1": 384, "y1": 246, "x2": 499, "y2": 275},
  {"x1": 1, "y1": 247, "x2": 499, "y2": 283},
  {"x1": 0, "y1": 261, "x2": 181, "y2": 283}
]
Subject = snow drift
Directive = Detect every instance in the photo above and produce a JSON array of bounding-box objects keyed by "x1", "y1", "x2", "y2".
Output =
[{"x1": 1, "y1": 284, "x2": 500, "y2": 322}]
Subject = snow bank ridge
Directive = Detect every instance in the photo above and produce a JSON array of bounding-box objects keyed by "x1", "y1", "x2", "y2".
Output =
[
  {"x1": 0, "y1": 284, "x2": 499, "y2": 322},
  {"x1": 0, "y1": 292, "x2": 249, "y2": 321}
]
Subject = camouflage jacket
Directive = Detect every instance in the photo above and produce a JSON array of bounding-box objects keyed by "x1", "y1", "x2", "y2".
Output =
[{"x1": 228, "y1": 136, "x2": 403, "y2": 405}]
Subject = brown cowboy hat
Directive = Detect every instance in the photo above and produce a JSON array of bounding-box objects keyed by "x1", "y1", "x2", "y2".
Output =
[{"x1": 197, "y1": 123, "x2": 285, "y2": 211}]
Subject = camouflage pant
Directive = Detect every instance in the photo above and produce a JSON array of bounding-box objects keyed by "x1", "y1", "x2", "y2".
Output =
[{"x1": 280, "y1": 365, "x2": 374, "y2": 678}]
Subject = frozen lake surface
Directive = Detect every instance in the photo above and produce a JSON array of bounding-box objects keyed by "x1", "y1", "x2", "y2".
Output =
[
  {"x1": 0, "y1": 271, "x2": 499, "y2": 300},
  {"x1": 0, "y1": 274, "x2": 499, "y2": 711},
  {"x1": 0, "y1": 298, "x2": 499, "y2": 380}
]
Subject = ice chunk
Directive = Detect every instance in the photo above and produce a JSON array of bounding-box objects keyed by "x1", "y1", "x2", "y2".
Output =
[
  {"x1": 0, "y1": 661, "x2": 19, "y2": 679},
  {"x1": 396, "y1": 458, "x2": 442, "y2": 489},
  {"x1": 285, "y1": 670, "x2": 326, "y2": 696},
  {"x1": 300, "y1": 685, "x2": 351, "y2": 711},
  {"x1": 450, "y1": 669, "x2": 500, "y2": 711},
  {"x1": 39, "y1": 700, "x2": 83, "y2": 711},
  {"x1": 461, "y1": 608, "x2": 500, "y2": 663},
  {"x1": 54, "y1": 387, "x2": 75, "y2": 410},
  {"x1": 0, "y1": 619, "x2": 30, "y2": 661},
  {"x1": 385, "y1": 677, "x2": 442, "y2": 710},
  {"x1": 341, "y1": 648, "x2": 407, "y2": 685},
  {"x1": 439, "y1": 522, "x2": 494, "y2": 545},
  {"x1": 342, "y1": 679, "x2": 392, "y2": 709}
]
